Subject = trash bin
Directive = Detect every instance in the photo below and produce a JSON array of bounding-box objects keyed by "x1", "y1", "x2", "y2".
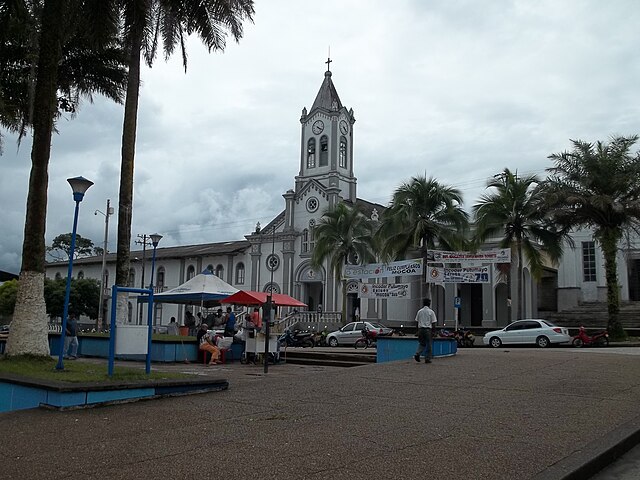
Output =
[{"x1": 179, "y1": 326, "x2": 189, "y2": 336}]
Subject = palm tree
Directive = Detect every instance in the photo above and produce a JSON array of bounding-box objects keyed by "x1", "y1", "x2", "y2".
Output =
[
  {"x1": 1, "y1": 1, "x2": 126, "y2": 148},
  {"x1": 311, "y1": 202, "x2": 377, "y2": 323},
  {"x1": 4, "y1": 0, "x2": 126, "y2": 357},
  {"x1": 377, "y1": 175, "x2": 469, "y2": 298},
  {"x1": 113, "y1": 0, "x2": 255, "y2": 314},
  {"x1": 543, "y1": 136, "x2": 640, "y2": 338},
  {"x1": 473, "y1": 168, "x2": 566, "y2": 320}
]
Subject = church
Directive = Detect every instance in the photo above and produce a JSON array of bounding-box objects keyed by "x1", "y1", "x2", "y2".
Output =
[{"x1": 45, "y1": 64, "x2": 639, "y2": 330}]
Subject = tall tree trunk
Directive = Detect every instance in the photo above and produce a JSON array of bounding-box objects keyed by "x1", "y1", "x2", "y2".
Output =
[
  {"x1": 600, "y1": 229, "x2": 624, "y2": 339},
  {"x1": 517, "y1": 238, "x2": 524, "y2": 320},
  {"x1": 115, "y1": 18, "x2": 143, "y2": 321},
  {"x1": 7, "y1": 0, "x2": 69, "y2": 357}
]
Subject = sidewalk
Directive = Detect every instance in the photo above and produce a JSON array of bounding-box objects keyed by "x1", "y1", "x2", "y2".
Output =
[{"x1": 2, "y1": 347, "x2": 640, "y2": 479}]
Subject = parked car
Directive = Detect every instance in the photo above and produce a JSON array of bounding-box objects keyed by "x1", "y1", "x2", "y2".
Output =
[
  {"x1": 326, "y1": 321, "x2": 393, "y2": 347},
  {"x1": 483, "y1": 319, "x2": 571, "y2": 348}
]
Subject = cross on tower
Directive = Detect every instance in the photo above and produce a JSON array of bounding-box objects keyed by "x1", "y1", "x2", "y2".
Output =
[{"x1": 325, "y1": 56, "x2": 332, "y2": 72}]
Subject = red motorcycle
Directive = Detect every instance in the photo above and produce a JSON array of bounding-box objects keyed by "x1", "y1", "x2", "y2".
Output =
[
  {"x1": 572, "y1": 326, "x2": 609, "y2": 347},
  {"x1": 354, "y1": 328, "x2": 377, "y2": 349}
]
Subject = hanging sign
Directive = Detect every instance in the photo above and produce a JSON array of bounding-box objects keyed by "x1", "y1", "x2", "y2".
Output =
[
  {"x1": 358, "y1": 283, "x2": 410, "y2": 299},
  {"x1": 428, "y1": 266, "x2": 490, "y2": 284},
  {"x1": 344, "y1": 258, "x2": 423, "y2": 279},
  {"x1": 429, "y1": 248, "x2": 511, "y2": 264}
]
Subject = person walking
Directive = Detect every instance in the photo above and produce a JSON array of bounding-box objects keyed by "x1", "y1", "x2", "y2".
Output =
[
  {"x1": 414, "y1": 298, "x2": 437, "y2": 364},
  {"x1": 64, "y1": 313, "x2": 79, "y2": 359}
]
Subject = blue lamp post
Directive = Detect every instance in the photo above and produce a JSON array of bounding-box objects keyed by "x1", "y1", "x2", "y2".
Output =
[
  {"x1": 148, "y1": 233, "x2": 163, "y2": 288},
  {"x1": 56, "y1": 176, "x2": 93, "y2": 370},
  {"x1": 145, "y1": 233, "x2": 162, "y2": 374}
]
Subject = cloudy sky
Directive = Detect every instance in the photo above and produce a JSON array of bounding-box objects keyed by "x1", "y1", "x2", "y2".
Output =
[{"x1": 1, "y1": 0, "x2": 639, "y2": 274}]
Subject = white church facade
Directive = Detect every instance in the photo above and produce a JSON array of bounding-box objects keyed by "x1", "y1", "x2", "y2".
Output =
[{"x1": 45, "y1": 66, "x2": 640, "y2": 329}]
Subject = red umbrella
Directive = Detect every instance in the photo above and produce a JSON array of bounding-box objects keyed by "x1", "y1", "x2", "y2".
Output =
[{"x1": 222, "y1": 290, "x2": 307, "y2": 307}]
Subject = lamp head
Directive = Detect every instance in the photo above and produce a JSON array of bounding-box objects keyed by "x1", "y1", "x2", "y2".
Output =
[
  {"x1": 150, "y1": 233, "x2": 163, "y2": 247},
  {"x1": 67, "y1": 176, "x2": 93, "y2": 202}
]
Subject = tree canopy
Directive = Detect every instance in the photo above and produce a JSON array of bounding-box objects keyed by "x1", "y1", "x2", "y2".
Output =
[
  {"x1": 543, "y1": 135, "x2": 640, "y2": 337},
  {"x1": 47, "y1": 233, "x2": 100, "y2": 261}
]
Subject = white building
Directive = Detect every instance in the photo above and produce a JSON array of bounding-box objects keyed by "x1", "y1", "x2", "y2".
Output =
[{"x1": 45, "y1": 66, "x2": 639, "y2": 329}]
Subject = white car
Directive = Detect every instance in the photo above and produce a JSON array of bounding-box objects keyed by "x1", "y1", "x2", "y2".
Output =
[
  {"x1": 483, "y1": 319, "x2": 571, "y2": 348},
  {"x1": 326, "y1": 321, "x2": 393, "y2": 347}
]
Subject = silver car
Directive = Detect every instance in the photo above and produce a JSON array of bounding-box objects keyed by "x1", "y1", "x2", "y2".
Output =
[
  {"x1": 483, "y1": 319, "x2": 571, "y2": 348},
  {"x1": 326, "y1": 321, "x2": 393, "y2": 347}
]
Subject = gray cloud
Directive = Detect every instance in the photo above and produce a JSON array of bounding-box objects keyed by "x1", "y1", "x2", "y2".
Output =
[{"x1": 2, "y1": 0, "x2": 639, "y2": 273}]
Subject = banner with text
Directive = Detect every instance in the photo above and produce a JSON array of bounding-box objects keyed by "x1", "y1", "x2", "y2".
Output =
[
  {"x1": 428, "y1": 266, "x2": 490, "y2": 284},
  {"x1": 429, "y1": 248, "x2": 511, "y2": 264},
  {"x1": 344, "y1": 258, "x2": 423, "y2": 279},
  {"x1": 358, "y1": 283, "x2": 411, "y2": 299}
]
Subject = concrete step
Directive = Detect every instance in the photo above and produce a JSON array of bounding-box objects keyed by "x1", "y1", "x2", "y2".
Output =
[
  {"x1": 279, "y1": 347, "x2": 376, "y2": 367},
  {"x1": 540, "y1": 301, "x2": 640, "y2": 329}
]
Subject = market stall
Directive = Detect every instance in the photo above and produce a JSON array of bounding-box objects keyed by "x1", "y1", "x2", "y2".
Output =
[{"x1": 221, "y1": 290, "x2": 307, "y2": 363}]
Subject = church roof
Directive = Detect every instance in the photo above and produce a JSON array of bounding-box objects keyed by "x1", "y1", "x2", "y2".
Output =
[
  {"x1": 45, "y1": 240, "x2": 251, "y2": 266},
  {"x1": 310, "y1": 70, "x2": 343, "y2": 112}
]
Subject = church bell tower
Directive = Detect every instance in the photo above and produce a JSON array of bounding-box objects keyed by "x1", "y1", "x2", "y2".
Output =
[{"x1": 295, "y1": 59, "x2": 357, "y2": 203}]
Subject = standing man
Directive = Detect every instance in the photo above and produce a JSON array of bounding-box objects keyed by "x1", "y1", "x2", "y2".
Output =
[
  {"x1": 224, "y1": 307, "x2": 236, "y2": 337},
  {"x1": 414, "y1": 298, "x2": 437, "y2": 364},
  {"x1": 64, "y1": 313, "x2": 79, "y2": 359}
]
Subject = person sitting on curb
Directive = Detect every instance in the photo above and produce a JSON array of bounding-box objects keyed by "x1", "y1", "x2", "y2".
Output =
[{"x1": 197, "y1": 323, "x2": 221, "y2": 365}]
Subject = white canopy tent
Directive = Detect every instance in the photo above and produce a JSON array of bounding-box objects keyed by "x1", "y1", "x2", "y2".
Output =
[{"x1": 137, "y1": 270, "x2": 238, "y2": 307}]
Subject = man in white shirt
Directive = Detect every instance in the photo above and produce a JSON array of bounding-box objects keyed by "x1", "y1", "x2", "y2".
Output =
[{"x1": 414, "y1": 298, "x2": 437, "y2": 363}]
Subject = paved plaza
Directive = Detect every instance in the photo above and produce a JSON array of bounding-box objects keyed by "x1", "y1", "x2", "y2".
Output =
[{"x1": 2, "y1": 347, "x2": 640, "y2": 479}]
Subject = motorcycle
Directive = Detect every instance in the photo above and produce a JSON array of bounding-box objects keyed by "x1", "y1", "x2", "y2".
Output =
[
  {"x1": 354, "y1": 327, "x2": 377, "y2": 349},
  {"x1": 454, "y1": 328, "x2": 475, "y2": 348},
  {"x1": 392, "y1": 325, "x2": 407, "y2": 336},
  {"x1": 313, "y1": 327, "x2": 330, "y2": 347},
  {"x1": 278, "y1": 329, "x2": 315, "y2": 348},
  {"x1": 572, "y1": 326, "x2": 609, "y2": 347},
  {"x1": 437, "y1": 329, "x2": 456, "y2": 339}
]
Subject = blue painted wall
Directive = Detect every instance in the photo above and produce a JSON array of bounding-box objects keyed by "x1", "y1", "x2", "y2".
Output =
[{"x1": 376, "y1": 337, "x2": 457, "y2": 363}]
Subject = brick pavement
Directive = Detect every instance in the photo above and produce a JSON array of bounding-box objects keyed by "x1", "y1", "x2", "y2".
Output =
[{"x1": 2, "y1": 347, "x2": 640, "y2": 479}]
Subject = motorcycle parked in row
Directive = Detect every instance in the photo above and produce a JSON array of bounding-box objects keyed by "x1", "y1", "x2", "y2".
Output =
[
  {"x1": 454, "y1": 328, "x2": 475, "y2": 348},
  {"x1": 313, "y1": 327, "x2": 330, "y2": 347},
  {"x1": 278, "y1": 329, "x2": 315, "y2": 348},
  {"x1": 572, "y1": 326, "x2": 609, "y2": 347}
]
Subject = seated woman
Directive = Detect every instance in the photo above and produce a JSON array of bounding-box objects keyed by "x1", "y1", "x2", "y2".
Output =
[{"x1": 197, "y1": 323, "x2": 221, "y2": 365}]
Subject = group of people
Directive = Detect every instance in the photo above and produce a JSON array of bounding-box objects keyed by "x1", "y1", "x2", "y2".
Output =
[{"x1": 195, "y1": 306, "x2": 263, "y2": 365}]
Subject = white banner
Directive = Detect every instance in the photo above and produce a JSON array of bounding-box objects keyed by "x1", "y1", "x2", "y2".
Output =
[
  {"x1": 358, "y1": 283, "x2": 411, "y2": 299},
  {"x1": 428, "y1": 266, "x2": 490, "y2": 284},
  {"x1": 429, "y1": 248, "x2": 511, "y2": 264},
  {"x1": 344, "y1": 258, "x2": 423, "y2": 279}
]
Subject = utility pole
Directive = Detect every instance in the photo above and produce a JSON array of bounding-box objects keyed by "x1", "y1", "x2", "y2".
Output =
[
  {"x1": 135, "y1": 234, "x2": 152, "y2": 324},
  {"x1": 95, "y1": 199, "x2": 114, "y2": 331}
]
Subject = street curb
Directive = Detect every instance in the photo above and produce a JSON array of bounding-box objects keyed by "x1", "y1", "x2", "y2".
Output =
[{"x1": 531, "y1": 413, "x2": 640, "y2": 480}]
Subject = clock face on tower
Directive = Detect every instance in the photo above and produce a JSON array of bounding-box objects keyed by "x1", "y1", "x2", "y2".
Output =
[
  {"x1": 312, "y1": 120, "x2": 324, "y2": 135},
  {"x1": 339, "y1": 120, "x2": 349, "y2": 135}
]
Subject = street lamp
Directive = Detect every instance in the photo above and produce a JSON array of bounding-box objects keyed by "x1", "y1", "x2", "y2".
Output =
[
  {"x1": 56, "y1": 176, "x2": 93, "y2": 371},
  {"x1": 144, "y1": 233, "x2": 162, "y2": 373},
  {"x1": 264, "y1": 226, "x2": 276, "y2": 374},
  {"x1": 94, "y1": 199, "x2": 114, "y2": 331},
  {"x1": 148, "y1": 233, "x2": 162, "y2": 290}
]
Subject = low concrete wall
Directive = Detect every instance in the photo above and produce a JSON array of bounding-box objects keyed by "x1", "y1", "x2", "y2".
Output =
[{"x1": 376, "y1": 337, "x2": 457, "y2": 363}]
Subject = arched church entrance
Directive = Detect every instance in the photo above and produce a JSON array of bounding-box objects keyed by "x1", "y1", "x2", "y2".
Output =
[
  {"x1": 295, "y1": 262, "x2": 326, "y2": 312},
  {"x1": 346, "y1": 281, "x2": 360, "y2": 322}
]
